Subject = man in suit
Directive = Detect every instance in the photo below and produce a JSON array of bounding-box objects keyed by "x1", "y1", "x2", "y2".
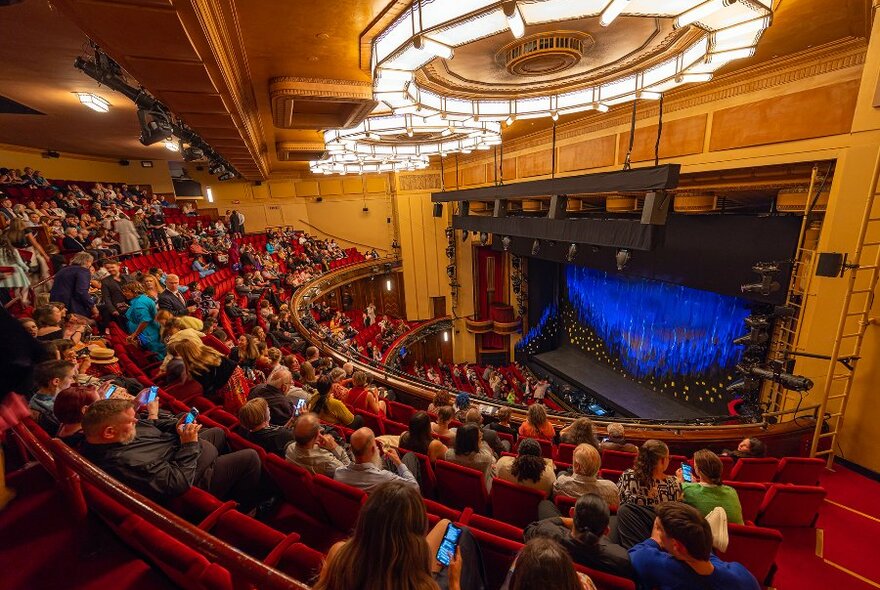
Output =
[
  {"x1": 61, "y1": 227, "x2": 88, "y2": 253},
  {"x1": 157, "y1": 274, "x2": 192, "y2": 316}
]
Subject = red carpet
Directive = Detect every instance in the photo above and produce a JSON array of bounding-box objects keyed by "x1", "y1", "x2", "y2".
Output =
[
  {"x1": 773, "y1": 464, "x2": 880, "y2": 589},
  {"x1": 0, "y1": 465, "x2": 175, "y2": 590}
]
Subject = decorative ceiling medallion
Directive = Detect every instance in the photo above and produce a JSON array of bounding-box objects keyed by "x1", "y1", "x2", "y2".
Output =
[
  {"x1": 371, "y1": 0, "x2": 773, "y2": 122},
  {"x1": 269, "y1": 77, "x2": 377, "y2": 130},
  {"x1": 500, "y1": 31, "x2": 593, "y2": 76}
]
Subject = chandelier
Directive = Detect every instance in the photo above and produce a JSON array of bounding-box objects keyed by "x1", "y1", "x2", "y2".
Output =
[
  {"x1": 310, "y1": 112, "x2": 502, "y2": 175},
  {"x1": 371, "y1": 0, "x2": 773, "y2": 121}
]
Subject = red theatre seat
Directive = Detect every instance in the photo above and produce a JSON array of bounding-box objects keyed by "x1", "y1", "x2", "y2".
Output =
[
  {"x1": 574, "y1": 564, "x2": 636, "y2": 590},
  {"x1": 468, "y1": 526, "x2": 524, "y2": 590},
  {"x1": 264, "y1": 542, "x2": 325, "y2": 586},
  {"x1": 774, "y1": 457, "x2": 825, "y2": 486},
  {"x1": 756, "y1": 484, "x2": 827, "y2": 528},
  {"x1": 716, "y1": 523, "x2": 784, "y2": 586},
  {"x1": 489, "y1": 477, "x2": 547, "y2": 529},
  {"x1": 387, "y1": 400, "x2": 416, "y2": 424},
  {"x1": 518, "y1": 437, "x2": 554, "y2": 460},
  {"x1": 201, "y1": 509, "x2": 289, "y2": 561},
  {"x1": 409, "y1": 451, "x2": 438, "y2": 500},
  {"x1": 459, "y1": 510, "x2": 524, "y2": 542},
  {"x1": 263, "y1": 455, "x2": 327, "y2": 520},
  {"x1": 312, "y1": 475, "x2": 367, "y2": 534},
  {"x1": 556, "y1": 443, "x2": 577, "y2": 465},
  {"x1": 730, "y1": 458, "x2": 780, "y2": 483},
  {"x1": 723, "y1": 481, "x2": 768, "y2": 524},
  {"x1": 435, "y1": 460, "x2": 490, "y2": 514},
  {"x1": 601, "y1": 450, "x2": 637, "y2": 472}
]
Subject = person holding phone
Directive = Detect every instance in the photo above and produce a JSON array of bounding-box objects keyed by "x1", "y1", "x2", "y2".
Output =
[
  {"x1": 79, "y1": 398, "x2": 262, "y2": 510},
  {"x1": 677, "y1": 450, "x2": 743, "y2": 524},
  {"x1": 313, "y1": 481, "x2": 462, "y2": 590}
]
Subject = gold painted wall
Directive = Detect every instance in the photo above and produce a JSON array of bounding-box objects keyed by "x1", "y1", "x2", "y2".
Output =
[{"x1": 0, "y1": 143, "x2": 175, "y2": 193}]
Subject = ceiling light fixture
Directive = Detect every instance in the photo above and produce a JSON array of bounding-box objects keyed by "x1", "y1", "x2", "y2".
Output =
[
  {"x1": 370, "y1": 0, "x2": 772, "y2": 123},
  {"x1": 75, "y1": 92, "x2": 110, "y2": 113},
  {"x1": 503, "y1": 1, "x2": 526, "y2": 39},
  {"x1": 163, "y1": 139, "x2": 179, "y2": 152},
  {"x1": 600, "y1": 0, "x2": 632, "y2": 27},
  {"x1": 567, "y1": 243, "x2": 578, "y2": 262}
]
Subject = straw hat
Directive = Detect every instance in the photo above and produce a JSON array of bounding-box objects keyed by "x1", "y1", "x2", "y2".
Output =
[{"x1": 89, "y1": 347, "x2": 119, "y2": 364}]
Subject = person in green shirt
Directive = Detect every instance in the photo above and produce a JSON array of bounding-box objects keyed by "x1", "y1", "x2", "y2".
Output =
[{"x1": 678, "y1": 449, "x2": 744, "y2": 524}]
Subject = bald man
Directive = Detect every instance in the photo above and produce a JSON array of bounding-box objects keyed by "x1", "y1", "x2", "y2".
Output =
[
  {"x1": 284, "y1": 412, "x2": 350, "y2": 477},
  {"x1": 158, "y1": 273, "x2": 191, "y2": 316},
  {"x1": 334, "y1": 427, "x2": 419, "y2": 494}
]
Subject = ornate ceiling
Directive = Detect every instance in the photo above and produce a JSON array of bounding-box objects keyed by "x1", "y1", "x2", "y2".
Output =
[{"x1": 0, "y1": 0, "x2": 871, "y2": 179}]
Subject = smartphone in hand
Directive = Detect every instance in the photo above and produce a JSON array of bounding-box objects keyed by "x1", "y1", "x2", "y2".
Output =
[
  {"x1": 137, "y1": 386, "x2": 158, "y2": 407},
  {"x1": 183, "y1": 407, "x2": 200, "y2": 424},
  {"x1": 681, "y1": 462, "x2": 694, "y2": 483},
  {"x1": 103, "y1": 384, "x2": 118, "y2": 399},
  {"x1": 436, "y1": 522, "x2": 462, "y2": 567}
]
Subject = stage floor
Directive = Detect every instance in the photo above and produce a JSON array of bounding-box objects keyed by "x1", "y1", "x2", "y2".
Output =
[{"x1": 532, "y1": 345, "x2": 711, "y2": 420}]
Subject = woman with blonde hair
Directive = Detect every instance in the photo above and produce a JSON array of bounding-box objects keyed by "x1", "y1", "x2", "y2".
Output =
[
  {"x1": 300, "y1": 361, "x2": 317, "y2": 387},
  {"x1": 329, "y1": 366, "x2": 350, "y2": 402},
  {"x1": 518, "y1": 403, "x2": 555, "y2": 441},
  {"x1": 314, "y1": 481, "x2": 461, "y2": 590},
  {"x1": 141, "y1": 273, "x2": 161, "y2": 300},
  {"x1": 167, "y1": 338, "x2": 248, "y2": 412}
]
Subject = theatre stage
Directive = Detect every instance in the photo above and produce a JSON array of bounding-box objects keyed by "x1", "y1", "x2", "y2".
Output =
[{"x1": 532, "y1": 345, "x2": 711, "y2": 420}]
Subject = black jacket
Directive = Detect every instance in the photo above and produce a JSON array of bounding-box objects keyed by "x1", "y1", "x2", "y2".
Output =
[
  {"x1": 100, "y1": 275, "x2": 131, "y2": 314},
  {"x1": 158, "y1": 289, "x2": 189, "y2": 316},
  {"x1": 247, "y1": 383, "x2": 294, "y2": 426},
  {"x1": 244, "y1": 425, "x2": 295, "y2": 456},
  {"x1": 81, "y1": 418, "x2": 204, "y2": 501},
  {"x1": 524, "y1": 517, "x2": 635, "y2": 580}
]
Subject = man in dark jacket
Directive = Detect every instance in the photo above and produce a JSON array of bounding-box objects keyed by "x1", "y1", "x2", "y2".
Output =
[
  {"x1": 247, "y1": 368, "x2": 294, "y2": 426},
  {"x1": 80, "y1": 399, "x2": 262, "y2": 510},
  {"x1": 525, "y1": 493, "x2": 635, "y2": 580},
  {"x1": 157, "y1": 273, "x2": 191, "y2": 316},
  {"x1": 49, "y1": 252, "x2": 98, "y2": 318},
  {"x1": 100, "y1": 260, "x2": 130, "y2": 325}
]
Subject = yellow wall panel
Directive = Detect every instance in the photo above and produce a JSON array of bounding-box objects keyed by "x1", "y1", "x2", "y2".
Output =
[
  {"x1": 517, "y1": 149, "x2": 553, "y2": 178},
  {"x1": 267, "y1": 180, "x2": 296, "y2": 198},
  {"x1": 319, "y1": 179, "x2": 343, "y2": 195},
  {"x1": 558, "y1": 135, "x2": 617, "y2": 172},
  {"x1": 365, "y1": 175, "x2": 387, "y2": 193},
  {"x1": 618, "y1": 115, "x2": 707, "y2": 164},
  {"x1": 460, "y1": 164, "x2": 486, "y2": 186},
  {"x1": 343, "y1": 178, "x2": 365, "y2": 194},
  {"x1": 295, "y1": 180, "x2": 319, "y2": 197}
]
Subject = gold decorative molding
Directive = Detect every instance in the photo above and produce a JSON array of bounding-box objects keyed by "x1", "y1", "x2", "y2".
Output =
[
  {"x1": 188, "y1": 0, "x2": 269, "y2": 178},
  {"x1": 269, "y1": 77, "x2": 377, "y2": 129},
  {"x1": 276, "y1": 142, "x2": 328, "y2": 162},
  {"x1": 397, "y1": 173, "x2": 442, "y2": 192},
  {"x1": 359, "y1": 0, "x2": 411, "y2": 72}
]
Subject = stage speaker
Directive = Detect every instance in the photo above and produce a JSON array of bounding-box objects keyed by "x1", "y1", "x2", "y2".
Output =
[
  {"x1": 433, "y1": 203, "x2": 443, "y2": 218},
  {"x1": 816, "y1": 252, "x2": 846, "y2": 277},
  {"x1": 641, "y1": 191, "x2": 670, "y2": 225}
]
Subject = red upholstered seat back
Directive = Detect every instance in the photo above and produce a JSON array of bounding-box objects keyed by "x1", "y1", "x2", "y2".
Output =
[
  {"x1": 263, "y1": 455, "x2": 326, "y2": 519},
  {"x1": 730, "y1": 457, "x2": 780, "y2": 483},
  {"x1": 312, "y1": 474, "x2": 367, "y2": 533},
  {"x1": 774, "y1": 457, "x2": 825, "y2": 486},
  {"x1": 716, "y1": 523, "x2": 784, "y2": 586},
  {"x1": 469, "y1": 526, "x2": 524, "y2": 590},
  {"x1": 435, "y1": 460, "x2": 490, "y2": 514},
  {"x1": 489, "y1": 477, "x2": 547, "y2": 529},
  {"x1": 574, "y1": 563, "x2": 637, "y2": 590},
  {"x1": 267, "y1": 542, "x2": 325, "y2": 586},
  {"x1": 724, "y1": 480, "x2": 767, "y2": 523},
  {"x1": 756, "y1": 484, "x2": 827, "y2": 528},
  {"x1": 601, "y1": 449, "x2": 637, "y2": 472},
  {"x1": 556, "y1": 443, "x2": 577, "y2": 465}
]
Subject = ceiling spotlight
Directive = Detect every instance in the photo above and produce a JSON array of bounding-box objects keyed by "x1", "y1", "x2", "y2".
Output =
[
  {"x1": 182, "y1": 145, "x2": 205, "y2": 162},
  {"x1": 137, "y1": 109, "x2": 173, "y2": 146},
  {"x1": 503, "y1": 1, "x2": 526, "y2": 39},
  {"x1": 75, "y1": 92, "x2": 110, "y2": 113},
  {"x1": 566, "y1": 243, "x2": 578, "y2": 262},
  {"x1": 502, "y1": 236, "x2": 512, "y2": 251},
  {"x1": 616, "y1": 248, "x2": 631, "y2": 271},
  {"x1": 531, "y1": 239, "x2": 541, "y2": 256},
  {"x1": 218, "y1": 172, "x2": 235, "y2": 181},
  {"x1": 600, "y1": 0, "x2": 631, "y2": 27},
  {"x1": 163, "y1": 139, "x2": 179, "y2": 152},
  {"x1": 208, "y1": 162, "x2": 226, "y2": 175},
  {"x1": 461, "y1": 230, "x2": 469, "y2": 242},
  {"x1": 479, "y1": 232, "x2": 489, "y2": 246}
]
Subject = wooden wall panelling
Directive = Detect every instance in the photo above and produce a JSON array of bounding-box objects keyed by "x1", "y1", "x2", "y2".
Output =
[
  {"x1": 460, "y1": 164, "x2": 486, "y2": 186},
  {"x1": 319, "y1": 179, "x2": 343, "y2": 195},
  {"x1": 557, "y1": 135, "x2": 617, "y2": 173},
  {"x1": 365, "y1": 176, "x2": 388, "y2": 193},
  {"x1": 617, "y1": 114, "x2": 708, "y2": 164},
  {"x1": 443, "y1": 168, "x2": 458, "y2": 189},
  {"x1": 485, "y1": 155, "x2": 517, "y2": 184},
  {"x1": 709, "y1": 80, "x2": 861, "y2": 151},
  {"x1": 517, "y1": 149, "x2": 553, "y2": 178},
  {"x1": 343, "y1": 178, "x2": 365, "y2": 194},
  {"x1": 267, "y1": 179, "x2": 296, "y2": 198},
  {"x1": 295, "y1": 180, "x2": 319, "y2": 197}
]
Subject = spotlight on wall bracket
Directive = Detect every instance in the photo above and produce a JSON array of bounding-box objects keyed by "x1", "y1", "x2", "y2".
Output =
[
  {"x1": 616, "y1": 249, "x2": 631, "y2": 271},
  {"x1": 218, "y1": 172, "x2": 235, "y2": 181},
  {"x1": 502, "y1": 236, "x2": 511, "y2": 251},
  {"x1": 566, "y1": 243, "x2": 578, "y2": 262},
  {"x1": 479, "y1": 232, "x2": 489, "y2": 246},
  {"x1": 531, "y1": 239, "x2": 541, "y2": 256},
  {"x1": 461, "y1": 230, "x2": 469, "y2": 243}
]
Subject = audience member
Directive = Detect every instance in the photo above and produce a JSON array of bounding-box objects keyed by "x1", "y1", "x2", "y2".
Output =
[
  {"x1": 238, "y1": 397, "x2": 295, "y2": 456},
  {"x1": 308, "y1": 375, "x2": 362, "y2": 428},
  {"x1": 399, "y1": 410, "x2": 448, "y2": 462},
  {"x1": 313, "y1": 481, "x2": 462, "y2": 590},
  {"x1": 157, "y1": 273, "x2": 191, "y2": 316},
  {"x1": 29, "y1": 359, "x2": 76, "y2": 433},
  {"x1": 505, "y1": 537, "x2": 595, "y2": 590},
  {"x1": 345, "y1": 370, "x2": 387, "y2": 415},
  {"x1": 519, "y1": 403, "x2": 555, "y2": 441},
  {"x1": 679, "y1": 449, "x2": 743, "y2": 524},
  {"x1": 628, "y1": 502, "x2": 759, "y2": 590},
  {"x1": 432, "y1": 405, "x2": 457, "y2": 443},
  {"x1": 444, "y1": 423, "x2": 496, "y2": 491},
  {"x1": 247, "y1": 367, "x2": 294, "y2": 426},
  {"x1": 49, "y1": 252, "x2": 98, "y2": 319},
  {"x1": 80, "y1": 399, "x2": 262, "y2": 510},
  {"x1": 722, "y1": 437, "x2": 766, "y2": 462},
  {"x1": 53, "y1": 384, "x2": 100, "y2": 447},
  {"x1": 335, "y1": 427, "x2": 419, "y2": 494},
  {"x1": 122, "y1": 281, "x2": 165, "y2": 358},
  {"x1": 554, "y1": 444, "x2": 620, "y2": 509},
  {"x1": 495, "y1": 438, "x2": 556, "y2": 495},
  {"x1": 618, "y1": 439, "x2": 682, "y2": 508},
  {"x1": 600, "y1": 423, "x2": 639, "y2": 454},
  {"x1": 525, "y1": 493, "x2": 634, "y2": 579},
  {"x1": 285, "y1": 412, "x2": 351, "y2": 477},
  {"x1": 487, "y1": 406, "x2": 518, "y2": 443},
  {"x1": 559, "y1": 417, "x2": 600, "y2": 449}
]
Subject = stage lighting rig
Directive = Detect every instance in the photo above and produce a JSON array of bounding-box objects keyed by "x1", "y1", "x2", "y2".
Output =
[
  {"x1": 741, "y1": 261, "x2": 784, "y2": 296},
  {"x1": 531, "y1": 239, "x2": 540, "y2": 256},
  {"x1": 208, "y1": 162, "x2": 227, "y2": 176},
  {"x1": 218, "y1": 172, "x2": 236, "y2": 181},
  {"x1": 137, "y1": 108, "x2": 173, "y2": 146},
  {"x1": 479, "y1": 232, "x2": 489, "y2": 246},
  {"x1": 566, "y1": 243, "x2": 577, "y2": 262},
  {"x1": 181, "y1": 144, "x2": 205, "y2": 162},
  {"x1": 502, "y1": 236, "x2": 511, "y2": 251},
  {"x1": 616, "y1": 248, "x2": 631, "y2": 271}
]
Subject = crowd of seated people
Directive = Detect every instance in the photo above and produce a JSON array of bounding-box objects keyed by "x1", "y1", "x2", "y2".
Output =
[{"x1": 4, "y1": 193, "x2": 812, "y2": 590}]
